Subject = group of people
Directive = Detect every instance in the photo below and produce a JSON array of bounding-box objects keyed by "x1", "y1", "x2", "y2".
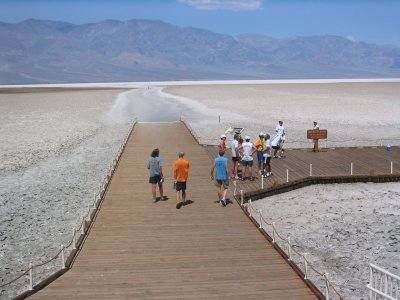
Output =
[
  {"x1": 146, "y1": 121, "x2": 290, "y2": 209},
  {"x1": 219, "y1": 121, "x2": 286, "y2": 180},
  {"x1": 146, "y1": 147, "x2": 229, "y2": 209}
]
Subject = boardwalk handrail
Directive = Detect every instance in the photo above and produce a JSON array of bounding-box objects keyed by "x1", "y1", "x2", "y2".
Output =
[
  {"x1": 243, "y1": 195, "x2": 345, "y2": 300},
  {"x1": 367, "y1": 263, "x2": 400, "y2": 300},
  {"x1": 0, "y1": 121, "x2": 136, "y2": 299}
]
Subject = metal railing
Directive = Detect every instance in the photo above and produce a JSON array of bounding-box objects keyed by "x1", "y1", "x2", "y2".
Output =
[
  {"x1": 242, "y1": 195, "x2": 345, "y2": 300},
  {"x1": 367, "y1": 263, "x2": 400, "y2": 300},
  {"x1": 0, "y1": 121, "x2": 136, "y2": 300}
]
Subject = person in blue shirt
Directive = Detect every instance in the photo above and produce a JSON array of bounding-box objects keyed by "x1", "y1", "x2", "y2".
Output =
[
  {"x1": 210, "y1": 149, "x2": 230, "y2": 207},
  {"x1": 147, "y1": 148, "x2": 164, "y2": 202}
]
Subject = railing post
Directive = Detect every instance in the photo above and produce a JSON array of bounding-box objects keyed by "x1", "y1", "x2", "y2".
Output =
[
  {"x1": 72, "y1": 228, "x2": 76, "y2": 250},
  {"x1": 248, "y1": 200, "x2": 252, "y2": 217},
  {"x1": 272, "y1": 222, "x2": 276, "y2": 243},
  {"x1": 29, "y1": 263, "x2": 33, "y2": 290},
  {"x1": 60, "y1": 245, "x2": 66, "y2": 269},
  {"x1": 258, "y1": 209, "x2": 262, "y2": 228},
  {"x1": 286, "y1": 169, "x2": 289, "y2": 182},
  {"x1": 81, "y1": 217, "x2": 85, "y2": 234},
  {"x1": 287, "y1": 237, "x2": 292, "y2": 261},
  {"x1": 324, "y1": 273, "x2": 330, "y2": 300},
  {"x1": 233, "y1": 180, "x2": 237, "y2": 196},
  {"x1": 240, "y1": 190, "x2": 244, "y2": 206},
  {"x1": 303, "y1": 253, "x2": 308, "y2": 279},
  {"x1": 261, "y1": 175, "x2": 264, "y2": 189},
  {"x1": 391, "y1": 161, "x2": 393, "y2": 174},
  {"x1": 350, "y1": 162, "x2": 353, "y2": 175}
]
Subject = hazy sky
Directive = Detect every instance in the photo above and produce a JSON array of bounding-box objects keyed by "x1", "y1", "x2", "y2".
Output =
[{"x1": 1, "y1": 0, "x2": 399, "y2": 46}]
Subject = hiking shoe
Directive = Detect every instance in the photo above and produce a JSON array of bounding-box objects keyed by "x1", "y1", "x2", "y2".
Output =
[
  {"x1": 176, "y1": 202, "x2": 183, "y2": 209},
  {"x1": 219, "y1": 200, "x2": 226, "y2": 207}
]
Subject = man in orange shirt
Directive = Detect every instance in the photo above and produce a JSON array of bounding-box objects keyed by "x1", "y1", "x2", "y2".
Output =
[{"x1": 172, "y1": 151, "x2": 190, "y2": 209}]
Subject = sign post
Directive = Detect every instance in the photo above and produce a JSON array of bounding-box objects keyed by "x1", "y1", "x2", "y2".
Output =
[{"x1": 307, "y1": 129, "x2": 328, "y2": 152}]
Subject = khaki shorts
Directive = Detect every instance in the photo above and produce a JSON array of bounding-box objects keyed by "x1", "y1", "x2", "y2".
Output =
[{"x1": 215, "y1": 179, "x2": 229, "y2": 189}]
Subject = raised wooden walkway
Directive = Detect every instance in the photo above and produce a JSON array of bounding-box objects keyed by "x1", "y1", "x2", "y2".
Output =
[
  {"x1": 204, "y1": 145, "x2": 399, "y2": 201},
  {"x1": 31, "y1": 122, "x2": 317, "y2": 299}
]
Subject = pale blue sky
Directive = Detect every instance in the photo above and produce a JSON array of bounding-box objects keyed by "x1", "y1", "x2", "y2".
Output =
[{"x1": 1, "y1": 0, "x2": 399, "y2": 45}]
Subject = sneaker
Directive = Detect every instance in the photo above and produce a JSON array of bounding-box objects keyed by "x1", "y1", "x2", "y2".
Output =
[
  {"x1": 219, "y1": 200, "x2": 226, "y2": 207},
  {"x1": 176, "y1": 202, "x2": 183, "y2": 209},
  {"x1": 258, "y1": 170, "x2": 262, "y2": 175},
  {"x1": 249, "y1": 177, "x2": 254, "y2": 181}
]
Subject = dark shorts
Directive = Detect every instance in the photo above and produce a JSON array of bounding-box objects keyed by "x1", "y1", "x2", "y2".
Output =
[
  {"x1": 176, "y1": 181, "x2": 186, "y2": 191},
  {"x1": 232, "y1": 157, "x2": 240, "y2": 162},
  {"x1": 241, "y1": 160, "x2": 253, "y2": 167},
  {"x1": 149, "y1": 174, "x2": 162, "y2": 184},
  {"x1": 257, "y1": 151, "x2": 263, "y2": 162},
  {"x1": 272, "y1": 145, "x2": 280, "y2": 150},
  {"x1": 215, "y1": 179, "x2": 229, "y2": 189},
  {"x1": 264, "y1": 156, "x2": 271, "y2": 164}
]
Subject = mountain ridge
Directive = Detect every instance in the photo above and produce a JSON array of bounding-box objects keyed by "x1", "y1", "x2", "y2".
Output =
[{"x1": 1, "y1": 19, "x2": 399, "y2": 84}]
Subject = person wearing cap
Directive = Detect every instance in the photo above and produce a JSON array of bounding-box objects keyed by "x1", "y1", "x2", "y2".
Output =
[
  {"x1": 211, "y1": 149, "x2": 229, "y2": 207},
  {"x1": 218, "y1": 134, "x2": 227, "y2": 153},
  {"x1": 254, "y1": 132, "x2": 265, "y2": 174},
  {"x1": 239, "y1": 136, "x2": 257, "y2": 180},
  {"x1": 172, "y1": 151, "x2": 190, "y2": 209}
]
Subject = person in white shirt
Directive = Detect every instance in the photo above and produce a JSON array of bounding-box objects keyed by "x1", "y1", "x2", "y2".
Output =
[
  {"x1": 276, "y1": 121, "x2": 285, "y2": 137},
  {"x1": 313, "y1": 121, "x2": 320, "y2": 152},
  {"x1": 239, "y1": 136, "x2": 256, "y2": 180},
  {"x1": 263, "y1": 134, "x2": 273, "y2": 177},
  {"x1": 271, "y1": 134, "x2": 282, "y2": 158},
  {"x1": 231, "y1": 133, "x2": 240, "y2": 179}
]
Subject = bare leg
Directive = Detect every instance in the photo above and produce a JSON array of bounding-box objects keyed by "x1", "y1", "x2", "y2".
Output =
[
  {"x1": 182, "y1": 189, "x2": 186, "y2": 203},
  {"x1": 152, "y1": 184, "x2": 157, "y2": 201}
]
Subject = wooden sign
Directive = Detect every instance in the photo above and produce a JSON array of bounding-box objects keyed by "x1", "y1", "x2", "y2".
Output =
[{"x1": 307, "y1": 129, "x2": 327, "y2": 140}]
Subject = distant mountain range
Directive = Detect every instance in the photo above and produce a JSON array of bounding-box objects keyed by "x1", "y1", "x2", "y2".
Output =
[{"x1": 1, "y1": 19, "x2": 400, "y2": 84}]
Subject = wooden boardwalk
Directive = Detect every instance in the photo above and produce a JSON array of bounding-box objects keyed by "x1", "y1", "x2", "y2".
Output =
[
  {"x1": 31, "y1": 122, "x2": 317, "y2": 300},
  {"x1": 204, "y1": 145, "x2": 399, "y2": 201}
]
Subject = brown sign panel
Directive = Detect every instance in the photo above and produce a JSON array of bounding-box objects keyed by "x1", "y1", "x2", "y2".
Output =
[{"x1": 307, "y1": 129, "x2": 328, "y2": 140}]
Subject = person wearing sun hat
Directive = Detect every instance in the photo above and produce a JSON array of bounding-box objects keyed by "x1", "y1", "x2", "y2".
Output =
[{"x1": 239, "y1": 135, "x2": 257, "y2": 181}]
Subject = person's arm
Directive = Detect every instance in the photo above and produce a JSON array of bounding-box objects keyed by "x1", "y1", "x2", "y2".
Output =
[
  {"x1": 210, "y1": 161, "x2": 216, "y2": 180},
  {"x1": 159, "y1": 166, "x2": 164, "y2": 179},
  {"x1": 251, "y1": 145, "x2": 257, "y2": 156},
  {"x1": 225, "y1": 161, "x2": 230, "y2": 181}
]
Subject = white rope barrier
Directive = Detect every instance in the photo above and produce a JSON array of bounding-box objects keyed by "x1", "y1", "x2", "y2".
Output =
[{"x1": 245, "y1": 201, "x2": 345, "y2": 300}]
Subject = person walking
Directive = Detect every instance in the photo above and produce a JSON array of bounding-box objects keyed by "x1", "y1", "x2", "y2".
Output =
[
  {"x1": 239, "y1": 136, "x2": 257, "y2": 180},
  {"x1": 231, "y1": 133, "x2": 240, "y2": 179},
  {"x1": 211, "y1": 149, "x2": 229, "y2": 207},
  {"x1": 147, "y1": 148, "x2": 164, "y2": 203},
  {"x1": 276, "y1": 120, "x2": 285, "y2": 137},
  {"x1": 172, "y1": 151, "x2": 190, "y2": 209},
  {"x1": 254, "y1": 132, "x2": 265, "y2": 174}
]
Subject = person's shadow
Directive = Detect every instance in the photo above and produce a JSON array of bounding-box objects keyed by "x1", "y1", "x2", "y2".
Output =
[
  {"x1": 155, "y1": 196, "x2": 169, "y2": 202},
  {"x1": 183, "y1": 199, "x2": 194, "y2": 206}
]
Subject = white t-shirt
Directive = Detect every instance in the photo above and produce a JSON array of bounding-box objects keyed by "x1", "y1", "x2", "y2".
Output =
[
  {"x1": 231, "y1": 139, "x2": 239, "y2": 157},
  {"x1": 263, "y1": 139, "x2": 272, "y2": 157},
  {"x1": 276, "y1": 124, "x2": 285, "y2": 136},
  {"x1": 271, "y1": 135, "x2": 281, "y2": 147},
  {"x1": 241, "y1": 142, "x2": 254, "y2": 161}
]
